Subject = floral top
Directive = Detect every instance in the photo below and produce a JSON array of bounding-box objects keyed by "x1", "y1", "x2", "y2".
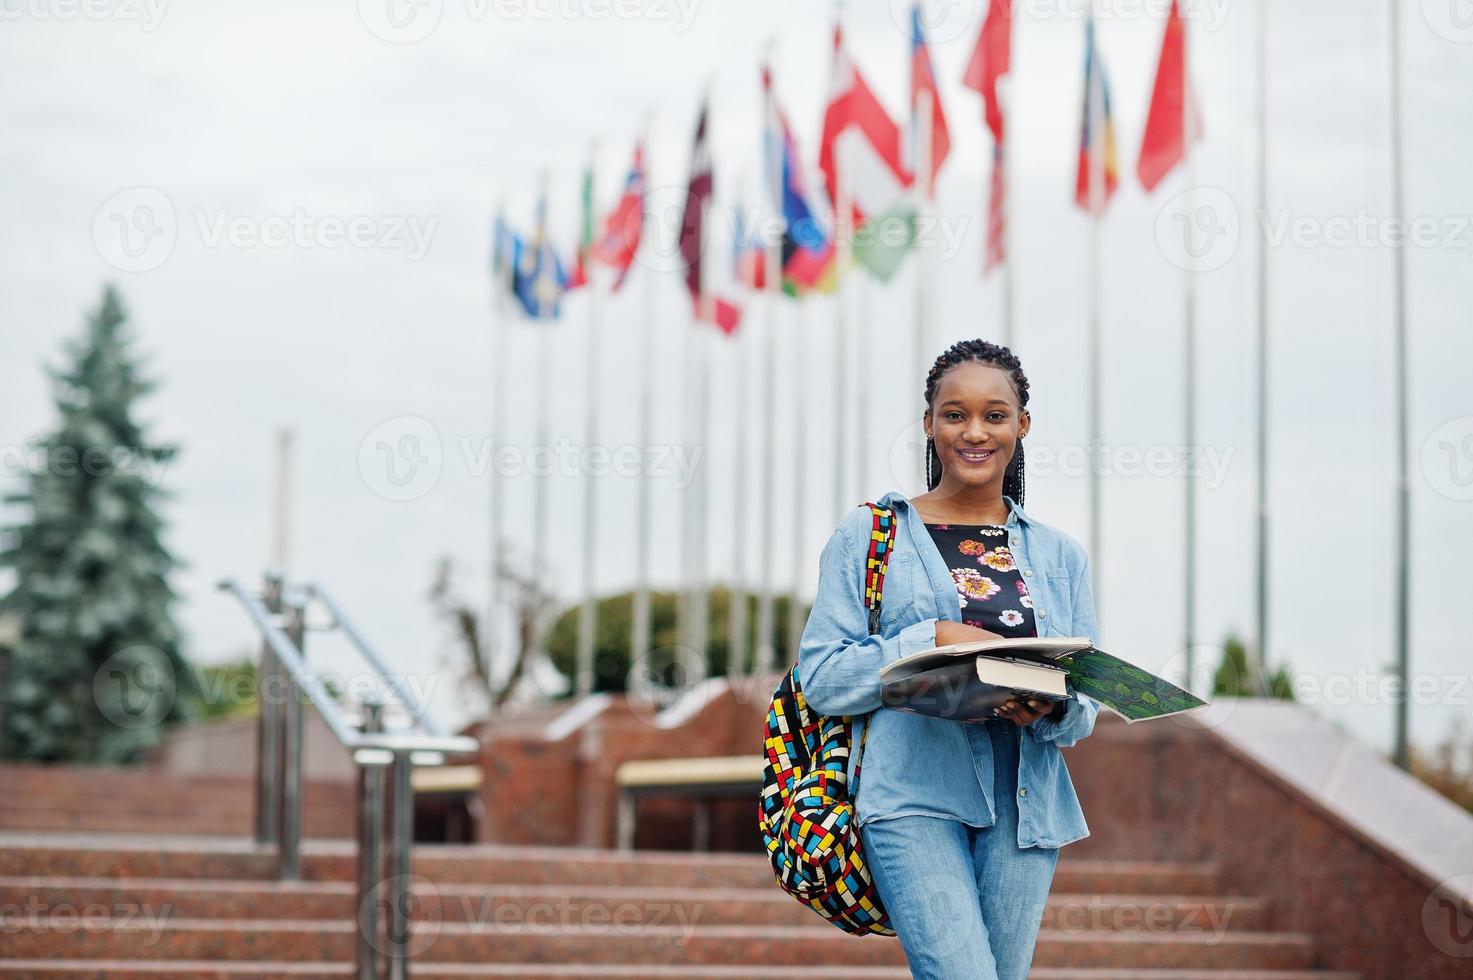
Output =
[{"x1": 922, "y1": 522, "x2": 1038, "y2": 639}]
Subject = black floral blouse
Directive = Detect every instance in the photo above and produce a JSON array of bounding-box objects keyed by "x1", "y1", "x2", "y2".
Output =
[{"x1": 922, "y1": 522, "x2": 1038, "y2": 639}]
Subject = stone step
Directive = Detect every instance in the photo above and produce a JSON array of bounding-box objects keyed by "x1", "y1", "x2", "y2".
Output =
[
  {"x1": 0, "y1": 808, "x2": 354, "y2": 838},
  {"x1": 0, "y1": 877, "x2": 1272, "y2": 931},
  {"x1": 0, "y1": 837, "x2": 1222, "y2": 895},
  {"x1": 0, "y1": 965, "x2": 1365, "y2": 980},
  {"x1": 0, "y1": 919, "x2": 1319, "y2": 970}
]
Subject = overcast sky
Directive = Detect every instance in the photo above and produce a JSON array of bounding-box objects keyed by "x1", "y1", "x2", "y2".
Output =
[{"x1": 2, "y1": 0, "x2": 1470, "y2": 757}]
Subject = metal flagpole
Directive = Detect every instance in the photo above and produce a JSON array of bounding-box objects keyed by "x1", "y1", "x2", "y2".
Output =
[
  {"x1": 576, "y1": 151, "x2": 601, "y2": 699},
  {"x1": 1388, "y1": 0, "x2": 1411, "y2": 769},
  {"x1": 1252, "y1": 0, "x2": 1271, "y2": 696},
  {"x1": 788, "y1": 297, "x2": 809, "y2": 666},
  {"x1": 631, "y1": 240, "x2": 655, "y2": 684},
  {"x1": 756, "y1": 55, "x2": 782, "y2": 673},
  {"x1": 487, "y1": 200, "x2": 510, "y2": 688},
  {"x1": 729, "y1": 241, "x2": 750, "y2": 677},
  {"x1": 855, "y1": 275, "x2": 871, "y2": 499},
  {"x1": 914, "y1": 85, "x2": 933, "y2": 418},
  {"x1": 1181, "y1": 19, "x2": 1198, "y2": 692},
  {"x1": 1000, "y1": 86, "x2": 1015, "y2": 350},
  {"x1": 1086, "y1": 11, "x2": 1105, "y2": 621},
  {"x1": 834, "y1": 140, "x2": 852, "y2": 523},
  {"x1": 690, "y1": 198, "x2": 714, "y2": 676}
]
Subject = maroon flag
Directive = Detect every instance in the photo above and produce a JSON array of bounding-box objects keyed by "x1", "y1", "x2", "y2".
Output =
[{"x1": 679, "y1": 96, "x2": 712, "y2": 308}]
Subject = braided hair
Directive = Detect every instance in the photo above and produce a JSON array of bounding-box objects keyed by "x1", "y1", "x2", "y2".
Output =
[{"x1": 923, "y1": 339, "x2": 1030, "y2": 506}]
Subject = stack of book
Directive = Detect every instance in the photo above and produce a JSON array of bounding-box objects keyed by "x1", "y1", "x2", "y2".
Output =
[{"x1": 877, "y1": 637, "x2": 1208, "y2": 724}]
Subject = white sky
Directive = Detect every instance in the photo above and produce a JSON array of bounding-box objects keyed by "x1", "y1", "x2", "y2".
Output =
[{"x1": 2, "y1": 0, "x2": 1471, "y2": 758}]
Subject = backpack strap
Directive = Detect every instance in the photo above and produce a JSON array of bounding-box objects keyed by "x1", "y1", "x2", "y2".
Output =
[
  {"x1": 860, "y1": 502, "x2": 897, "y2": 636},
  {"x1": 853, "y1": 502, "x2": 897, "y2": 796}
]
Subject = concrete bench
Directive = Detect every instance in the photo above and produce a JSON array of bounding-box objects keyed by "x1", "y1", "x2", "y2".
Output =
[{"x1": 614, "y1": 754, "x2": 764, "y2": 851}]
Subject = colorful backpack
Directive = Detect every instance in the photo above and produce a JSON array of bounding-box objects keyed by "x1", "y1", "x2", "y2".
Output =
[{"x1": 757, "y1": 502, "x2": 897, "y2": 937}]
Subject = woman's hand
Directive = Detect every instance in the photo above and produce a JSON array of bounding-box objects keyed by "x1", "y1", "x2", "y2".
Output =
[
  {"x1": 995, "y1": 697, "x2": 1064, "y2": 726},
  {"x1": 933, "y1": 624, "x2": 1064, "y2": 726},
  {"x1": 935, "y1": 621, "x2": 1004, "y2": 647}
]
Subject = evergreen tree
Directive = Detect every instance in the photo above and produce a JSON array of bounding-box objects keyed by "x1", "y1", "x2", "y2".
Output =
[{"x1": 0, "y1": 285, "x2": 196, "y2": 762}]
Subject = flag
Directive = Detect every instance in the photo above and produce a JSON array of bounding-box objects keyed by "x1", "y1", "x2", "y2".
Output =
[
  {"x1": 594, "y1": 141, "x2": 645, "y2": 290},
  {"x1": 962, "y1": 0, "x2": 1011, "y2": 144},
  {"x1": 910, "y1": 2, "x2": 951, "y2": 191},
  {"x1": 565, "y1": 161, "x2": 594, "y2": 291},
  {"x1": 1074, "y1": 16, "x2": 1118, "y2": 214},
  {"x1": 819, "y1": 21, "x2": 916, "y2": 282},
  {"x1": 764, "y1": 65, "x2": 837, "y2": 295},
  {"x1": 963, "y1": 0, "x2": 1012, "y2": 274},
  {"x1": 511, "y1": 186, "x2": 567, "y2": 319},
  {"x1": 679, "y1": 96, "x2": 713, "y2": 308},
  {"x1": 680, "y1": 94, "x2": 745, "y2": 332},
  {"x1": 1137, "y1": 0, "x2": 1203, "y2": 192},
  {"x1": 491, "y1": 209, "x2": 517, "y2": 296},
  {"x1": 732, "y1": 201, "x2": 766, "y2": 290},
  {"x1": 820, "y1": 22, "x2": 912, "y2": 227}
]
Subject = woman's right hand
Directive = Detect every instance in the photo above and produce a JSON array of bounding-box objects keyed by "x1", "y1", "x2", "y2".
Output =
[{"x1": 935, "y1": 621, "x2": 1005, "y2": 646}]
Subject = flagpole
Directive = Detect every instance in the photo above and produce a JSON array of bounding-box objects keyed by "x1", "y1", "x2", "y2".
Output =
[
  {"x1": 631, "y1": 240, "x2": 655, "y2": 688},
  {"x1": 729, "y1": 239, "x2": 750, "y2": 677},
  {"x1": 999, "y1": 87, "x2": 1014, "y2": 350},
  {"x1": 576, "y1": 149, "x2": 601, "y2": 699},
  {"x1": 834, "y1": 135, "x2": 852, "y2": 522},
  {"x1": 1388, "y1": 0, "x2": 1411, "y2": 769},
  {"x1": 1252, "y1": 0, "x2": 1270, "y2": 696},
  {"x1": 531, "y1": 177, "x2": 555, "y2": 696},
  {"x1": 789, "y1": 296, "x2": 809, "y2": 667},
  {"x1": 691, "y1": 197, "x2": 714, "y2": 677},
  {"x1": 1181, "y1": 19, "x2": 1198, "y2": 693},
  {"x1": 757, "y1": 53, "x2": 781, "y2": 674},
  {"x1": 915, "y1": 83, "x2": 933, "y2": 410},
  {"x1": 488, "y1": 199, "x2": 510, "y2": 701},
  {"x1": 1086, "y1": 11, "x2": 1105, "y2": 623}
]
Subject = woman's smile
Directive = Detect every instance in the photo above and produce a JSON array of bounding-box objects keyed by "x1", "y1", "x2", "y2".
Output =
[{"x1": 954, "y1": 446, "x2": 998, "y2": 465}]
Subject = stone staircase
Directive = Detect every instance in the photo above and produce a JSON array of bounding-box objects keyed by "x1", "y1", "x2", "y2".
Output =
[
  {"x1": 0, "y1": 831, "x2": 1361, "y2": 978},
  {"x1": 0, "y1": 763, "x2": 356, "y2": 838}
]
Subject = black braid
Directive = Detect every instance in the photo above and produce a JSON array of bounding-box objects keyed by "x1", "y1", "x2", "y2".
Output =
[{"x1": 924, "y1": 339, "x2": 1029, "y2": 507}]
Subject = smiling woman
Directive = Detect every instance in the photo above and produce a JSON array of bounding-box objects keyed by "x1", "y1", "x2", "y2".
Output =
[{"x1": 796, "y1": 338, "x2": 1102, "y2": 980}]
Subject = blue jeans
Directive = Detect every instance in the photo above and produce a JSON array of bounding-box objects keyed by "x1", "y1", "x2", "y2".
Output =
[{"x1": 859, "y1": 719, "x2": 1060, "y2": 980}]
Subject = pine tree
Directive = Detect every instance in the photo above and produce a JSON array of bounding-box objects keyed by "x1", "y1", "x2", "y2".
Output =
[{"x1": 0, "y1": 285, "x2": 196, "y2": 762}]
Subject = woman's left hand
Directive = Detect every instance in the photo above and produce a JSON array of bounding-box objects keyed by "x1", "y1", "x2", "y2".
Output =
[{"x1": 994, "y1": 698, "x2": 1060, "y2": 726}]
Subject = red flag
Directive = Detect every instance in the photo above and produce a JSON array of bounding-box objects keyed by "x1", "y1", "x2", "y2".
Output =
[
  {"x1": 593, "y1": 142, "x2": 645, "y2": 290},
  {"x1": 963, "y1": 0, "x2": 1012, "y2": 275},
  {"x1": 962, "y1": 0, "x2": 1011, "y2": 144},
  {"x1": 1137, "y1": 0, "x2": 1202, "y2": 192},
  {"x1": 821, "y1": 23, "x2": 912, "y2": 228},
  {"x1": 910, "y1": 3, "x2": 950, "y2": 190}
]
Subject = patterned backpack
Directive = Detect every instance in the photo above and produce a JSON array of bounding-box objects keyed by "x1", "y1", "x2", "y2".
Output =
[{"x1": 757, "y1": 502, "x2": 897, "y2": 937}]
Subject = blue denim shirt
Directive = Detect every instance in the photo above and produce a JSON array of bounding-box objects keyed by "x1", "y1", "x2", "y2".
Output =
[{"x1": 797, "y1": 490, "x2": 1102, "y2": 848}]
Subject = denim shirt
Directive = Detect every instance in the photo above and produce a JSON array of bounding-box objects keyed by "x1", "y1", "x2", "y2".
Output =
[{"x1": 796, "y1": 490, "x2": 1102, "y2": 849}]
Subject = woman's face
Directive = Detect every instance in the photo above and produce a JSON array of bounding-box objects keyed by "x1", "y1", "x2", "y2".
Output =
[{"x1": 923, "y1": 361, "x2": 1030, "y2": 491}]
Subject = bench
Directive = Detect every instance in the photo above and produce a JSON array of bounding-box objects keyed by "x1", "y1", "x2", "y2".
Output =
[{"x1": 614, "y1": 755, "x2": 764, "y2": 851}]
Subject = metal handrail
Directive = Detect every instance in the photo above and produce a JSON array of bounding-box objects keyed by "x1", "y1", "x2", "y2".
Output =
[
  {"x1": 306, "y1": 582, "x2": 448, "y2": 738},
  {"x1": 218, "y1": 571, "x2": 480, "y2": 980},
  {"x1": 218, "y1": 578, "x2": 479, "y2": 757}
]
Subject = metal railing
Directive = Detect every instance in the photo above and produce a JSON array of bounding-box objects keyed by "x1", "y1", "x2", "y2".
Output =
[{"x1": 219, "y1": 570, "x2": 480, "y2": 980}]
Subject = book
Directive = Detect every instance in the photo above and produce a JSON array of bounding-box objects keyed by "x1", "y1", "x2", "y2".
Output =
[{"x1": 878, "y1": 636, "x2": 1209, "y2": 724}]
